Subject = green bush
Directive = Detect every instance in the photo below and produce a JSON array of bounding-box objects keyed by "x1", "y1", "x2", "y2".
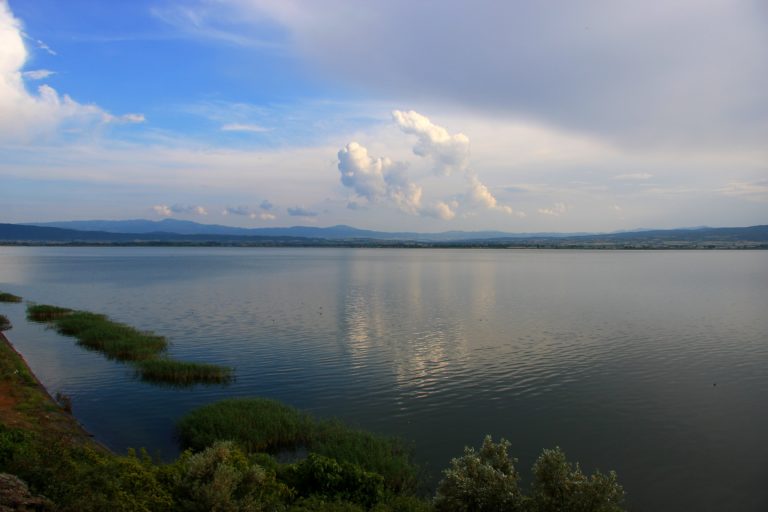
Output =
[
  {"x1": 434, "y1": 436, "x2": 524, "y2": 512},
  {"x1": 166, "y1": 441, "x2": 290, "y2": 512},
  {"x1": 286, "y1": 453, "x2": 384, "y2": 507},
  {"x1": 0, "y1": 425, "x2": 172, "y2": 512},
  {"x1": 434, "y1": 437, "x2": 625, "y2": 512},
  {"x1": 530, "y1": 447, "x2": 624, "y2": 512}
]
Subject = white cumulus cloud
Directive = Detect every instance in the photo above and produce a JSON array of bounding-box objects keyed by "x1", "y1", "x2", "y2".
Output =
[
  {"x1": 392, "y1": 110, "x2": 470, "y2": 176},
  {"x1": 337, "y1": 141, "x2": 422, "y2": 214},
  {"x1": 0, "y1": 2, "x2": 144, "y2": 142}
]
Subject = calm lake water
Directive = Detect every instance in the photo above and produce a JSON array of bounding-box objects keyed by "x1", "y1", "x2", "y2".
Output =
[{"x1": 0, "y1": 247, "x2": 766, "y2": 511}]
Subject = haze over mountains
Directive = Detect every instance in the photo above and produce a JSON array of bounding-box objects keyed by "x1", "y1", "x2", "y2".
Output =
[{"x1": 0, "y1": 219, "x2": 765, "y2": 249}]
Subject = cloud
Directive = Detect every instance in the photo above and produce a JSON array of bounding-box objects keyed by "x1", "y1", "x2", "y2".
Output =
[
  {"x1": 22, "y1": 69, "x2": 55, "y2": 80},
  {"x1": 287, "y1": 206, "x2": 317, "y2": 217},
  {"x1": 221, "y1": 0, "x2": 768, "y2": 150},
  {"x1": 221, "y1": 122, "x2": 269, "y2": 132},
  {"x1": 258, "y1": 212, "x2": 276, "y2": 220},
  {"x1": 155, "y1": 204, "x2": 208, "y2": 216},
  {"x1": 613, "y1": 173, "x2": 653, "y2": 181},
  {"x1": 538, "y1": 203, "x2": 567, "y2": 216},
  {"x1": 117, "y1": 113, "x2": 145, "y2": 124},
  {"x1": 338, "y1": 112, "x2": 519, "y2": 220},
  {"x1": 0, "y1": 3, "x2": 144, "y2": 141},
  {"x1": 223, "y1": 206, "x2": 250, "y2": 216},
  {"x1": 337, "y1": 141, "x2": 422, "y2": 214},
  {"x1": 259, "y1": 200, "x2": 274, "y2": 211},
  {"x1": 152, "y1": 205, "x2": 172, "y2": 217},
  {"x1": 392, "y1": 110, "x2": 469, "y2": 175},
  {"x1": 720, "y1": 181, "x2": 768, "y2": 202},
  {"x1": 421, "y1": 201, "x2": 457, "y2": 220}
]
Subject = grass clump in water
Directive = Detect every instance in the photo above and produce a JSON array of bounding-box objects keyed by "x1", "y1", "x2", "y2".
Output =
[
  {"x1": 178, "y1": 398, "x2": 314, "y2": 453},
  {"x1": 177, "y1": 398, "x2": 420, "y2": 494},
  {"x1": 0, "y1": 291, "x2": 22, "y2": 303},
  {"x1": 24, "y1": 303, "x2": 229, "y2": 386},
  {"x1": 26, "y1": 304, "x2": 73, "y2": 321},
  {"x1": 136, "y1": 359, "x2": 232, "y2": 386},
  {"x1": 54, "y1": 311, "x2": 167, "y2": 361},
  {"x1": 0, "y1": 314, "x2": 10, "y2": 331}
]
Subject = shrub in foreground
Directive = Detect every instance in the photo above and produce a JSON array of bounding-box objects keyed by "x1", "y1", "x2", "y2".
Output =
[
  {"x1": 434, "y1": 436, "x2": 523, "y2": 511},
  {"x1": 435, "y1": 436, "x2": 625, "y2": 512},
  {"x1": 177, "y1": 398, "x2": 420, "y2": 495},
  {"x1": 166, "y1": 441, "x2": 290, "y2": 512}
]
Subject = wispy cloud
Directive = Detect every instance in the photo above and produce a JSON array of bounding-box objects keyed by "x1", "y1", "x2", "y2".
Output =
[
  {"x1": 22, "y1": 69, "x2": 55, "y2": 80},
  {"x1": 221, "y1": 123, "x2": 269, "y2": 133},
  {"x1": 613, "y1": 173, "x2": 653, "y2": 181},
  {"x1": 720, "y1": 181, "x2": 768, "y2": 202},
  {"x1": 287, "y1": 206, "x2": 317, "y2": 217},
  {"x1": 538, "y1": 202, "x2": 567, "y2": 216}
]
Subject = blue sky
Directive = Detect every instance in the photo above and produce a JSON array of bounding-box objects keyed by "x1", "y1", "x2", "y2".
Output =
[{"x1": 2, "y1": 0, "x2": 766, "y2": 231}]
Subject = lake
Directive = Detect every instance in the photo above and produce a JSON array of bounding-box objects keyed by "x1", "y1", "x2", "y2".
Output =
[{"x1": 0, "y1": 247, "x2": 766, "y2": 511}]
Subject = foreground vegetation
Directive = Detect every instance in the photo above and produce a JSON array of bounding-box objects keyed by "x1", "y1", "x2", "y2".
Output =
[{"x1": 26, "y1": 303, "x2": 232, "y2": 386}]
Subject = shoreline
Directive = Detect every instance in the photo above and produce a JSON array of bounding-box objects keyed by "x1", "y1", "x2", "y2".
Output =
[{"x1": 0, "y1": 330, "x2": 102, "y2": 449}]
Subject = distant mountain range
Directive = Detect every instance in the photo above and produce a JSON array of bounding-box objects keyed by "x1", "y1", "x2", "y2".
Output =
[
  {"x1": 28, "y1": 219, "x2": 589, "y2": 241},
  {"x1": 1, "y1": 220, "x2": 766, "y2": 248}
]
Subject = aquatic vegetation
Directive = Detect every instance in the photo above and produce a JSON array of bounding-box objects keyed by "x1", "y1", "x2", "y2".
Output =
[
  {"x1": 0, "y1": 291, "x2": 22, "y2": 303},
  {"x1": 177, "y1": 398, "x2": 420, "y2": 494},
  {"x1": 24, "y1": 303, "x2": 230, "y2": 386},
  {"x1": 54, "y1": 311, "x2": 167, "y2": 361},
  {"x1": 0, "y1": 314, "x2": 10, "y2": 331},
  {"x1": 178, "y1": 398, "x2": 314, "y2": 454},
  {"x1": 135, "y1": 359, "x2": 232, "y2": 386},
  {"x1": 26, "y1": 304, "x2": 73, "y2": 321}
]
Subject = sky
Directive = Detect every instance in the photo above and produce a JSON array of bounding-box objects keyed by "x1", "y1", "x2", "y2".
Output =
[{"x1": 1, "y1": 0, "x2": 766, "y2": 232}]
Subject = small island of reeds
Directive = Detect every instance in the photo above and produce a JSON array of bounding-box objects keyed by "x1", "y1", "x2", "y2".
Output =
[
  {"x1": 26, "y1": 303, "x2": 232, "y2": 386},
  {"x1": 0, "y1": 291, "x2": 22, "y2": 303}
]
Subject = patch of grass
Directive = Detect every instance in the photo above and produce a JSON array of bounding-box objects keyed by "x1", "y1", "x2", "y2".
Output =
[
  {"x1": 177, "y1": 398, "x2": 420, "y2": 494},
  {"x1": 54, "y1": 311, "x2": 167, "y2": 362},
  {"x1": 26, "y1": 304, "x2": 73, "y2": 322},
  {"x1": 24, "y1": 303, "x2": 231, "y2": 386},
  {"x1": 0, "y1": 291, "x2": 22, "y2": 303},
  {"x1": 135, "y1": 359, "x2": 233, "y2": 386},
  {"x1": 178, "y1": 398, "x2": 314, "y2": 453},
  {"x1": 0, "y1": 314, "x2": 10, "y2": 331}
]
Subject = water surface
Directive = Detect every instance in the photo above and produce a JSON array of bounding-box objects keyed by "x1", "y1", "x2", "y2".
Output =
[{"x1": 0, "y1": 247, "x2": 766, "y2": 511}]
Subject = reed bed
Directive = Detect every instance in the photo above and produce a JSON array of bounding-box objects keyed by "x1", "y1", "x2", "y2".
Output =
[
  {"x1": 135, "y1": 359, "x2": 232, "y2": 386},
  {"x1": 25, "y1": 303, "x2": 231, "y2": 386},
  {"x1": 54, "y1": 312, "x2": 167, "y2": 361},
  {"x1": 26, "y1": 304, "x2": 73, "y2": 321},
  {"x1": 177, "y1": 398, "x2": 419, "y2": 493},
  {"x1": 0, "y1": 291, "x2": 22, "y2": 303}
]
